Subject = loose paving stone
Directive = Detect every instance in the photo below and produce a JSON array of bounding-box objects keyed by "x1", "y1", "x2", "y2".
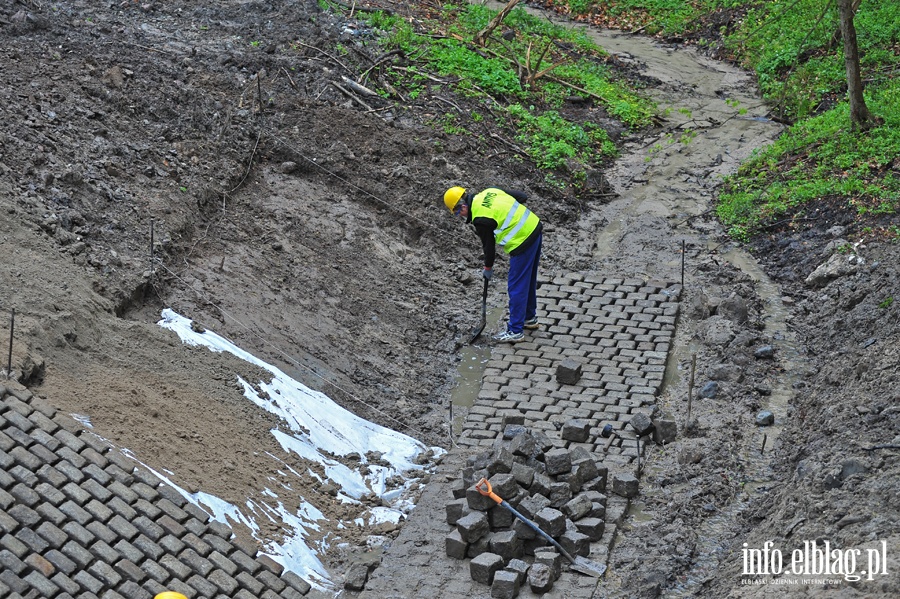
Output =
[
  {"x1": 470, "y1": 552, "x2": 504, "y2": 584},
  {"x1": 528, "y1": 562, "x2": 554, "y2": 593},
  {"x1": 490, "y1": 569, "x2": 520, "y2": 599}
]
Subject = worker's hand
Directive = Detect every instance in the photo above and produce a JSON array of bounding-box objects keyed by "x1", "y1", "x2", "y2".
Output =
[{"x1": 482, "y1": 267, "x2": 492, "y2": 281}]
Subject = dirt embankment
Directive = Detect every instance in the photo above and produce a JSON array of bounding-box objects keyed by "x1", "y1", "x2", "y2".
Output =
[{"x1": 0, "y1": 0, "x2": 590, "y2": 567}]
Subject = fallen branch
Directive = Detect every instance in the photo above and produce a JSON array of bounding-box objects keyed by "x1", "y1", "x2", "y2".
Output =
[
  {"x1": 434, "y1": 95, "x2": 463, "y2": 113},
  {"x1": 329, "y1": 0, "x2": 393, "y2": 15},
  {"x1": 341, "y1": 75, "x2": 379, "y2": 97},
  {"x1": 281, "y1": 67, "x2": 298, "y2": 90},
  {"x1": 293, "y1": 40, "x2": 353, "y2": 75},
  {"x1": 359, "y1": 49, "x2": 404, "y2": 81},
  {"x1": 544, "y1": 75, "x2": 611, "y2": 104},
  {"x1": 474, "y1": 0, "x2": 520, "y2": 46},
  {"x1": 332, "y1": 81, "x2": 374, "y2": 111}
]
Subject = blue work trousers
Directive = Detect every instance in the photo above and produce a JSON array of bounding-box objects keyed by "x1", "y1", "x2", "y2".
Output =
[{"x1": 507, "y1": 233, "x2": 542, "y2": 334}]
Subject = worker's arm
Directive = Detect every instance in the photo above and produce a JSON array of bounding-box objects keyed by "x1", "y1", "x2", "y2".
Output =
[{"x1": 472, "y1": 218, "x2": 497, "y2": 268}]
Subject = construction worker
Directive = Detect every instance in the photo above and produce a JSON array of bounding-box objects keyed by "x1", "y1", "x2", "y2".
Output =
[{"x1": 444, "y1": 186, "x2": 543, "y2": 343}]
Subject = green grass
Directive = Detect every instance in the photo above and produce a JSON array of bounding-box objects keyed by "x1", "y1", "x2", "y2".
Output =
[
  {"x1": 726, "y1": 0, "x2": 900, "y2": 121},
  {"x1": 548, "y1": 0, "x2": 900, "y2": 238},
  {"x1": 566, "y1": 0, "x2": 748, "y2": 34},
  {"x1": 717, "y1": 80, "x2": 900, "y2": 238},
  {"x1": 350, "y1": 2, "x2": 655, "y2": 187}
]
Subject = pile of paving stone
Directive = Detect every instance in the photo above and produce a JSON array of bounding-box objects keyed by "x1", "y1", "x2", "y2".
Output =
[{"x1": 444, "y1": 425, "x2": 610, "y2": 598}]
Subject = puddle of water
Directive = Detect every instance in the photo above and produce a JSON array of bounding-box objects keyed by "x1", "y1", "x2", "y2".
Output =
[
  {"x1": 626, "y1": 500, "x2": 655, "y2": 524},
  {"x1": 449, "y1": 305, "x2": 504, "y2": 435}
]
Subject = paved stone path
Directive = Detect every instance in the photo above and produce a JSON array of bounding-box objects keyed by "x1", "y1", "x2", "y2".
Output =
[
  {"x1": 0, "y1": 383, "x2": 314, "y2": 599},
  {"x1": 361, "y1": 274, "x2": 680, "y2": 598}
]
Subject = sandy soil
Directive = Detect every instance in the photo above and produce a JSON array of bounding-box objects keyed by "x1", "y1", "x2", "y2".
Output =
[{"x1": 1, "y1": 1, "x2": 897, "y2": 595}]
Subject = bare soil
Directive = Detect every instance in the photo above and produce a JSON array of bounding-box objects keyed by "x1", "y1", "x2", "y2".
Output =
[{"x1": 1, "y1": 1, "x2": 898, "y2": 595}]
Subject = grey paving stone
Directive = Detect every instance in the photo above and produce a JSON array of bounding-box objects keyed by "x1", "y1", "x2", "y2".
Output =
[
  {"x1": 108, "y1": 514, "x2": 139, "y2": 541},
  {"x1": 140, "y1": 559, "x2": 170, "y2": 583},
  {"x1": 235, "y1": 570, "x2": 265, "y2": 595},
  {"x1": 161, "y1": 553, "x2": 192, "y2": 579},
  {"x1": 256, "y1": 569, "x2": 287, "y2": 592},
  {"x1": 52, "y1": 571, "x2": 81, "y2": 595},
  {"x1": 62, "y1": 521, "x2": 95, "y2": 546},
  {"x1": 107, "y1": 496, "x2": 137, "y2": 522},
  {"x1": 82, "y1": 479, "x2": 113, "y2": 503},
  {"x1": 89, "y1": 559, "x2": 123, "y2": 586},
  {"x1": 45, "y1": 547, "x2": 77, "y2": 574},
  {"x1": 72, "y1": 570, "x2": 103, "y2": 595},
  {"x1": 56, "y1": 446, "x2": 88, "y2": 477},
  {"x1": 87, "y1": 520, "x2": 117, "y2": 545},
  {"x1": 35, "y1": 521, "x2": 67, "y2": 549},
  {"x1": 187, "y1": 573, "x2": 219, "y2": 597},
  {"x1": 85, "y1": 498, "x2": 114, "y2": 523},
  {"x1": 63, "y1": 541, "x2": 95, "y2": 568},
  {"x1": 157, "y1": 497, "x2": 190, "y2": 522},
  {"x1": 132, "y1": 483, "x2": 161, "y2": 503},
  {"x1": 209, "y1": 568, "x2": 240, "y2": 594},
  {"x1": 53, "y1": 429, "x2": 85, "y2": 453},
  {"x1": 0, "y1": 548, "x2": 27, "y2": 574},
  {"x1": 159, "y1": 534, "x2": 185, "y2": 556},
  {"x1": 157, "y1": 515, "x2": 187, "y2": 539},
  {"x1": 92, "y1": 538, "x2": 124, "y2": 564},
  {"x1": 113, "y1": 538, "x2": 143, "y2": 564},
  {"x1": 55, "y1": 459, "x2": 86, "y2": 484},
  {"x1": 133, "y1": 534, "x2": 165, "y2": 561}
]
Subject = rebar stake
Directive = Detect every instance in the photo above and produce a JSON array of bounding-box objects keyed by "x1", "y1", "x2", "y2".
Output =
[
  {"x1": 681, "y1": 239, "x2": 686, "y2": 287},
  {"x1": 761, "y1": 434, "x2": 767, "y2": 454},
  {"x1": 150, "y1": 219, "x2": 155, "y2": 277},
  {"x1": 636, "y1": 437, "x2": 641, "y2": 475},
  {"x1": 686, "y1": 353, "x2": 696, "y2": 424},
  {"x1": 6, "y1": 308, "x2": 14, "y2": 380}
]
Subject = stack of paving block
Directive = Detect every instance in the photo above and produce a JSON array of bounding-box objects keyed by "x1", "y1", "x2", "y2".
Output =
[
  {"x1": 0, "y1": 383, "x2": 314, "y2": 599},
  {"x1": 444, "y1": 428, "x2": 608, "y2": 598}
]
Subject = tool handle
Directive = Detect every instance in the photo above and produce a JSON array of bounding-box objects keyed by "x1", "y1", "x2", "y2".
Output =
[
  {"x1": 481, "y1": 277, "x2": 488, "y2": 317},
  {"x1": 474, "y1": 478, "x2": 579, "y2": 566},
  {"x1": 475, "y1": 477, "x2": 501, "y2": 504}
]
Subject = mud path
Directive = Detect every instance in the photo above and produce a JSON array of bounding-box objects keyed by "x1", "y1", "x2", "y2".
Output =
[{"x1": 486, "y1": 9, "x2": 811, "y2": 597}]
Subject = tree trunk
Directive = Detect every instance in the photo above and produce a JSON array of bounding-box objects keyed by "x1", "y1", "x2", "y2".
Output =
[
  {"x1": 838, "y1": 0, "x2": 875, "y2": 130},
  {"x1": 474, "y1": 0, "x2": 520, "y2": 47}
]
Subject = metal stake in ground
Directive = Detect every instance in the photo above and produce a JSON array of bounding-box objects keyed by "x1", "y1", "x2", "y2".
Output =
[
  {"x1": 681, "y1": 239, "x2": 686, "y2": 287},
  {"x1": 6, "y1": 308, "x2": 13, "y2": 379},
  {"x1": 686, "y1": 353, "x2": 696, "y2": 425},
  {"x1": 150, "y1": 219, "x2": 155, "y2": 277}
]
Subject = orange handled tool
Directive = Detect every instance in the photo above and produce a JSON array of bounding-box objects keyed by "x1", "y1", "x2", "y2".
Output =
[{"x1": 475, "y1": 478, "x2": 606, "y2": 577}]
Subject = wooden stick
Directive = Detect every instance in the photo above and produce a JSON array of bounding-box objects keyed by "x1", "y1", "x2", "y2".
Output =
[
  {"x1": 332, "y1": 82, "x2": 374, "y2": 111},
  {"x1": 341, "y1": 75, "x2": 379, "y2": 97}
]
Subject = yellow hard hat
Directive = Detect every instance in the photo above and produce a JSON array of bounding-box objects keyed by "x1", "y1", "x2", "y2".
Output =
[
  {"x1": 155, "y1": 593, "x2": 189, "y2": 599},
  {"x1": 444, "y1": 186, "x2": 466, "y2": 212}
]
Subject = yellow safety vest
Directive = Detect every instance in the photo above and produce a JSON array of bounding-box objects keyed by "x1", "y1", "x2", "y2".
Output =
[{"x1": 471, "y1": 189, "x2": 540, "y2": 254}]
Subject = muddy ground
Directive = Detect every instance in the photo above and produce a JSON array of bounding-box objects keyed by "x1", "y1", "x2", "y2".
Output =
[{"x1": 1, "y1": 0, "x2": 897, "y2": 596}]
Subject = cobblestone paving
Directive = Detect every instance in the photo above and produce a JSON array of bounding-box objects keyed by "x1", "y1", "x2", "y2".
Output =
[
  {"x1": 0, "y1": 383, "x2": 314, "y2": 599},
  {"x1": 362, "y1": 274, "x2": 681, "y2": 599}
]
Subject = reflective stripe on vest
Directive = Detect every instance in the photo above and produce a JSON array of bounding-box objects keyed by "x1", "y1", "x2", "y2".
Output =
[{"x1": 471, "y1": 189, "x2": 540, "y2": 253}]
